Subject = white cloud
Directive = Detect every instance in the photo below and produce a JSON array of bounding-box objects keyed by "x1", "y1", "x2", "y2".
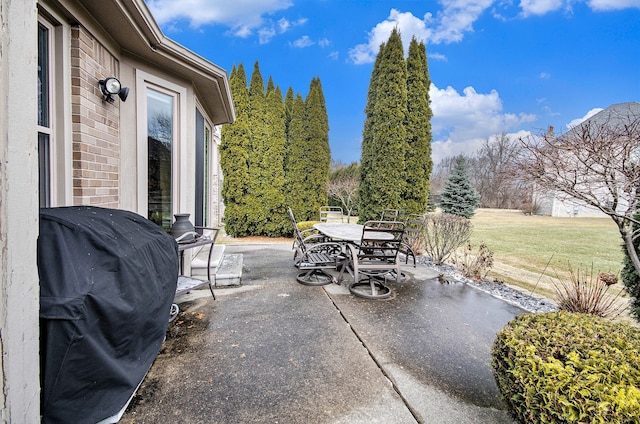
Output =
[
  {"x1": 539, "y1": 72, "x2": 551, "y2": 79},
  {"x1": 146, "y1": 0, "x2": 293, "y2": 36},
  {"x1": 429, "y1": 83, "x2": 537, "y2": 163},
  {"x1": 588, "y1": 0, "x2": 640, "y2": 10},
  {"x1": 431, "y1": 137, "x2": 486, "y2": 164},
  {"x1": 278, "y1": 17, "x2": 291, "y2": 33},
  {"x1": 259, "y1": 27, "x2": 277, "y2": 44},
  {"x1": 566, "y1": 107, "x2": 604, "y2": 129},
  {"x1": 318, "y1": 38, "x2": 331, "y2": 48},
  {"x1": 278, "y1": 17, "x2": 307, "y2": 32},
  {"x1": 328, "y1": 51, "x2": 340, "y2": 60},
  {"x1": 258, "y1": 16, "x2": 306, "y2": 44},
  {"x1": 519, "y1": 0, "x2": 639, "y2": 15},
  {"x1": 429, "y1": 52, "x2": 448, "y2": 61},
  {"x1": 292, "y1": 36, "x2": 314, "y2": 48},
  {"x1": 348, "y1": 2, "x2": 495, "y2": 64},
  {"x1": 519, "y1": 0, "x2": 564, "y2": 16},
  {"x1": 432, "y1": 0, "x2": 495, "y2": 43},
  {"x1": 348, "y1": 9, "x2": 433, "y2": 64},
  {"x1": 349, "y1": 43, "x2": 377, "y2": 65}
]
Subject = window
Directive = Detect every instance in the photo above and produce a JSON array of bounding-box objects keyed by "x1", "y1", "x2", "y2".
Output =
[
  {"x1": 147, "y1": 88, "x2": 175, "y2": 230},
  {"x1": 38, "y1": 21, "x2": 52, "y2": 208},
  {"x1": 136, "y1": 70, "x2": 187, "y2": 231},
  {"x1": 195, "y1": 109, "x2": 213, "y2": 228}
]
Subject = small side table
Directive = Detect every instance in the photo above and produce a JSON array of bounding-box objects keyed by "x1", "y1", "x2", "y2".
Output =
[{"x1": 170, "y1": 227, "x2": 220, "y2": 321}]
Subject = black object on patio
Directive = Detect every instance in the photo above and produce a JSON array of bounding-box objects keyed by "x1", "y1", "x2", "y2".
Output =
[{"x1": 38, "y1": 206, "x2": 178, "y2": 424}]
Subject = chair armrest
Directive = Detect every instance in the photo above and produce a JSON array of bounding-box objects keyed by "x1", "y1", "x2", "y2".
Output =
[
  {"x1": 302, "y1": 233, "x2": 327, "y2": 244},
  {"x1": 175, "y1": 231, "x2": 200, "y2": 242}
]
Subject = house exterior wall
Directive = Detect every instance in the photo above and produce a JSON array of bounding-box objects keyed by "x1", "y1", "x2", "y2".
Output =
[
  {"x1": 71, "y1": 25, "x2": 121, "y2": 207},
  {"x1": 550, "y1": 198, "x2": 608, "y2": 218},
  {"x1": 534, "y1": 190, "x2": 608, "y2": 218},
  {"x1": 0, "y1": 1, "x2": 232, "y2": 418},
  {"x1": 0, "y1": 0, "x2": 41, "y2": 421}
]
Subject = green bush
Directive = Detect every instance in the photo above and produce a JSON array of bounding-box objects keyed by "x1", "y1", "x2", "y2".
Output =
[
  {"x1": 492, "y1": 312, "x2": 640, "y2": 424},
  {"x1": 296, "y1": 221, "x2": 320, "y2": 233}
]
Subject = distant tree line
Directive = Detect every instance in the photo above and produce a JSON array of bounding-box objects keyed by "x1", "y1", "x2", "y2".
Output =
[
  {"x1": 220, "y1": 62, "x2": 330, "y2": 237},
  {"x1": 430, "y1": 133, "x2": 532, "y2": 211}
]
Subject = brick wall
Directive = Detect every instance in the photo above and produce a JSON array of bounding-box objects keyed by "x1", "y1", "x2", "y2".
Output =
[{"x1": 70, "y1": 25, "x2": 120, "y2": 207}]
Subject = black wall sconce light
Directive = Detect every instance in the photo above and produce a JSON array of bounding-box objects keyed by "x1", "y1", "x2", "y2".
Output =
[{"x1": 98, "y1": 77, "x2": 129, "y2": 104}]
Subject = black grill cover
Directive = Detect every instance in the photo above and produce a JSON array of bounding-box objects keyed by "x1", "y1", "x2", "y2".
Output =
[{"x1": 38, "y1": 206, "x2": 178, "y2": 424}]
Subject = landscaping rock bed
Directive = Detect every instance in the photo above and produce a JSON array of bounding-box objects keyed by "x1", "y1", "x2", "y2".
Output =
[{"x1": 418, "y1": 257, "x2": 558, "y2": 314}]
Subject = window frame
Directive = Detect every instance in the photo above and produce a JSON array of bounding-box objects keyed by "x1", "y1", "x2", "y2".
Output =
[
  {"x1": 37, "y1": 19, "x2": 53, "y2": 208},
  {"x1": 136, "y1": 70, "x2": 188, "y2": 228},
  {"x1": 36, "y1": 10, "x2": 72, "y2": 207}
]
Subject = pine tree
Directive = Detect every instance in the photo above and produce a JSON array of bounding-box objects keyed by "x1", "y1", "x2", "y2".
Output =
[
  {"x1": 404, "y1": 37, "x2": 433, "y2": 215},
  {"x1": 220, "y1": 64, "x2": 251, "y2": 236},
  {"x1": 440, "y1": 156, "x2": 480, "y2": 218},
  {"x1": 303, "y1": 77, "x2": 330, "y2": 220},
  {"x1": 359, "y1": 28, "x2": 408, "y2": 222}
]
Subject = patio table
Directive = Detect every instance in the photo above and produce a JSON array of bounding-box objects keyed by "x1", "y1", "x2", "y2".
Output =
[
  {"x1": 313, "y1": 223, "x2": 394, "y2": 243},
  {"x1": 314, "y1": 223, "x2": 364, "y2": 243}
]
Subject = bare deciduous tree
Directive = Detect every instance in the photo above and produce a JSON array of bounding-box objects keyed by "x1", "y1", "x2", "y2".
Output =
[
  {"x1": 473, "y1": 133, "x2": 530, "y2": 209},
  {"x1": 514, "y1": 104, "x2": 640, "y2": 278},
  {"x1": 325, "y1": 177, "x2": 359, "y2": 223}
]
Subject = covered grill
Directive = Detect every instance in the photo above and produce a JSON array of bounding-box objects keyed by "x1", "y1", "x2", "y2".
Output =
[{"x1": 38, "y1": 206, "x2": 178, "y2": 423}]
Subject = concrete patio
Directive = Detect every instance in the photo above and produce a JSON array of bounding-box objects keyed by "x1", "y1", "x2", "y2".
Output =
[{"x1": 121, "y1": 242, "x2": 522, "y2": 423}]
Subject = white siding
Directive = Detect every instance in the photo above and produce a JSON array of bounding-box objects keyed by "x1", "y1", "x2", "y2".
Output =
[{"x1": 0, "y1": 0, "x2": 41, "y2": 421}]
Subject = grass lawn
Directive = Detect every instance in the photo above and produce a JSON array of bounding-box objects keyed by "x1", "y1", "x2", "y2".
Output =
[{"x1": 468, "y1": 208, "x2": 627, "y2": 301}]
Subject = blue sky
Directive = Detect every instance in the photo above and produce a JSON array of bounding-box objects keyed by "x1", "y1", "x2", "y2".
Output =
[{"x1": 146, "y1": 0, "x2": 640, "y2": 165}]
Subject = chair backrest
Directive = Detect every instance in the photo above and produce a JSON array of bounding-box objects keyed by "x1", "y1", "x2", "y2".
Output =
[
  {"x1": 287, "y1": 207, "x2": 308, "y2": 255},
  {"x1": 320, "y1": 206, "x2": 343, "y2": 222},
  {"x1": 358, "y1": 221, "x2": 405, "y2": 263},
  {"x1": 403, "y1": 214, "x2": 426, "y2": 245},
  {"x1": 380, "y1": 209, "x2": 399, "y2": 222}
]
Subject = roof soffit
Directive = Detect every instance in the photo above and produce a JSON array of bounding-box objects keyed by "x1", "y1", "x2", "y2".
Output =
[{"x1": 73, "y1": 0, "x2": 234, "y2": 125}]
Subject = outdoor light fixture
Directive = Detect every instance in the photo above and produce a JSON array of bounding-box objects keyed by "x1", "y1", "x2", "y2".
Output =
[{"x1": 98, "y1": 77, "x2": 129, "y2": 104}]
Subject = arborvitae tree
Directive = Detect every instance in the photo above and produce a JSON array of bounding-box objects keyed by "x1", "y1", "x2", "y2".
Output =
[
  {"x1": 359, "y1": 28, "x2": 408, "y2": 222},
  {"x1": 621, "y1": 212, "x2": 640, "y2": 321},
  {"x1": 359, "y1": 41, "x2": 385, "y2": 223},
  {"x1": 284, "y1": 87, "x2": 295, "y2": 144},
  {"x1": 220, "y1": 64, "x2": 251, "y2": 236},
  {"x1": 303, "y1": 77, "x2": 330, "y2": 220},
  {"x1": 246, "y1": 61, "x2": 267, "y2": 234},
  {"x1": 440, "y1": 155, "x2": 480, "y2": 218},
  {"x1": 404, "y1": 37, "x2": 433, "y2": 215},
  {"x1": 284, "y1": 89, "x2": 308, "y2": 222},
  {"x1": 262, "y1": 80, "x2": 288, "y2": 236}
]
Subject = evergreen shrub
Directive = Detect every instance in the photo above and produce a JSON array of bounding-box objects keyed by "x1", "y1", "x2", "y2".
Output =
[
  {"x1": 621, "y1": 213, "x2": 640, "y2": 321},
  {"x1": 296, "y1": 221, "x2": 320, "y2": 233},
  {"x1": 492, "y1": 312, "x2": 640, "y2": 424}
]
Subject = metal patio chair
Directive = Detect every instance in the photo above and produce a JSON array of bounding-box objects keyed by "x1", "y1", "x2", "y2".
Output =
[
  {"x1": 287, "y1": 207, "x2": 325, "y2": 258},
  {"x1": 339, "y1": 220, "x2": 405, "y2": 299},
  {"x1": 287, "y1": 207, "x2": 342, "y2": 286},
  {"x1": 380, "y1": 208, "x2": 399, "y2": 222},
  {"x1": 400, "y1": 214, "x2": 426, "y2": 267},
  {"x1": 319, "y1": 206, "x2": 344, "y2": 222}
]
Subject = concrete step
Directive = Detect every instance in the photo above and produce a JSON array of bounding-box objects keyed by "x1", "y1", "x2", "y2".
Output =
[
  {"x1": 191, "y1": 245, "x2": 242, "y2": 287},
  {"x1": 191, "y1": 244, "x2": 226, "y2": 271},
  {"x1": 213, "y1": 253, "x2": 243, "y2": 287}
]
